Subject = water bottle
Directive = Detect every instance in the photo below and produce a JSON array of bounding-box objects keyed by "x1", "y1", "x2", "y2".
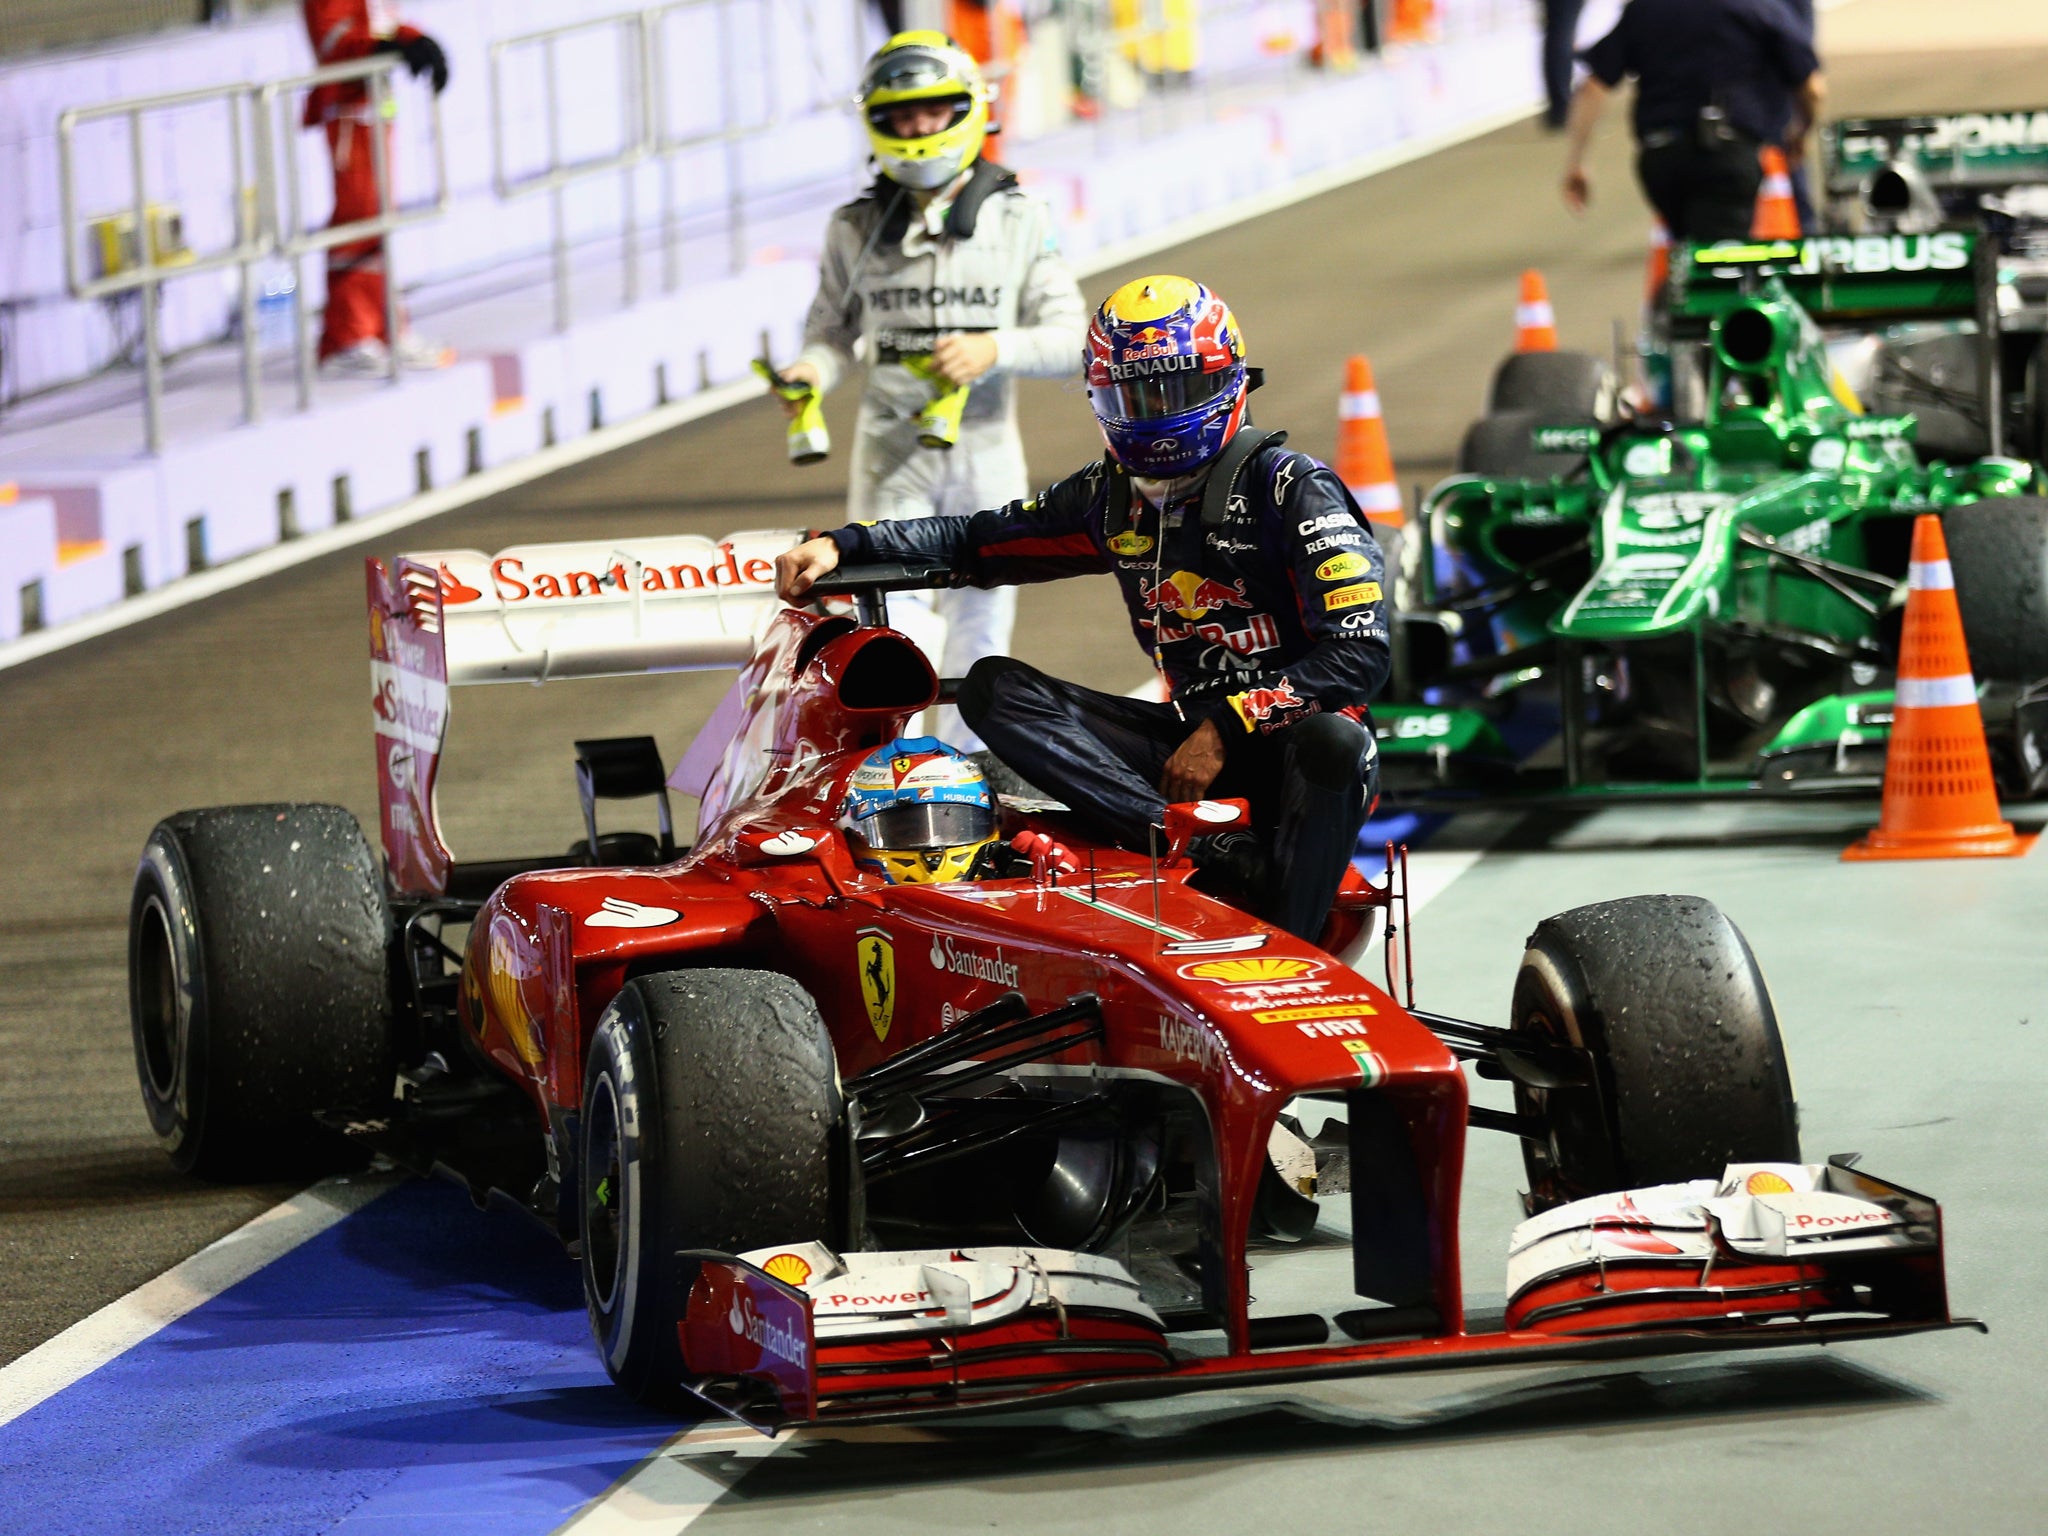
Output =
[{"x1": 256, "y1": 261, "x2": 297, "y2": 352}]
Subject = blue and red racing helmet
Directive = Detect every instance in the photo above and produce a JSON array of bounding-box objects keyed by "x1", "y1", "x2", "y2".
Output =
[
  {"x1": 840, "y1": 738, "x2": 997, "y2": 884},
  {"x1": 1085, "y1": 275, "x2": 1249, "y2": 477}
]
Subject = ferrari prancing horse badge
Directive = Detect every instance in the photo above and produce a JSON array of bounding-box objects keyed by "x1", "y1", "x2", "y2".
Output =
[{"x1": 856, "y1": 927, "x2": 895, "y2": 1043}]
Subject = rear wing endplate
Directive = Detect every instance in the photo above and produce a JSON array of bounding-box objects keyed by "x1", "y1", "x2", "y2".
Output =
[{"x1": 367, "y1": 530, "x2": 800, "y2": 894}]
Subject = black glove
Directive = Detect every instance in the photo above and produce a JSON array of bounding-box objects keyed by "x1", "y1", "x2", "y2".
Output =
[{"x1": 374, "y1": 32, "x2": 450, "y2": 94}]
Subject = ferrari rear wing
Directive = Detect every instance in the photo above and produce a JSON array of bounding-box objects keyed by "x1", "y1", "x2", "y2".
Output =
[{"x1": 367, "y1": 530, "x2": 801, "y2": 895}]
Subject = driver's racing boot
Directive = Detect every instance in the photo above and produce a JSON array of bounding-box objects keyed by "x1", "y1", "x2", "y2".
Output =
[{"x1": 1187, "y1": 829, "x2": 1271, "y2": 912}]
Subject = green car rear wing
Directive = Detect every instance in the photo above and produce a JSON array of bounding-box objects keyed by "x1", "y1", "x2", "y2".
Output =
[
  {"x1": 1822, "y1": 111, "x2": 2048, "y2": 194},
  {"x1": 1667, "y1": 233, "x2": 2011, "y2": 453},
  {"x1": 1668, "y1": 233, "x2": 1984, "y2": 322}
]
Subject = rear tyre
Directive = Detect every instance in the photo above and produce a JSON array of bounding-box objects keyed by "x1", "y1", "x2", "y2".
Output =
[
  {"x1": 1509, "y1": 895, "x2": 1799, "y2": 1212},
  {"x1": 1944, "y1": 497, "x2": 2048, "y2": 682},
  {"x1": 128, "y1": 804, "x2": 393, "y2": 1180},
  {"x1": 1457, "y1": 409, "x2": 1592, "y2": 479},
  {"x1": 1486, "y1": 349, "x2": 1616, "y2": 420},
  {"x1": 579, "y1": 969, "x2": 839, "y2": 1405}
]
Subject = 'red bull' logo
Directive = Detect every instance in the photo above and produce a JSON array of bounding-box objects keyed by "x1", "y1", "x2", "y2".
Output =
[
  {"x1": 1139, "y1": 570, "x2": 1254, "y2": 620},
  {"x1": 1228, "y1": 677, "x2": 1302, "y2": 730}
]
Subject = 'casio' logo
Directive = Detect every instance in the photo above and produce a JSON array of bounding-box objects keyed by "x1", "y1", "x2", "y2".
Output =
[{"x1": 1298, "y1": 512, "x2": 1356, "y2": 535}]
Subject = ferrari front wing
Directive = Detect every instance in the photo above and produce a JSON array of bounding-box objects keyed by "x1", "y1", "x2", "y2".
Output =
[{"x1": 676, "y1": 1157, "x2": 1974, "y2": 1433}]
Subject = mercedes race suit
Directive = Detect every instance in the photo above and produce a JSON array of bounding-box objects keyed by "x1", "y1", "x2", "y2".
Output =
[{"x1": 797, "y1": 162, "x2": 1087, "y2": 740}]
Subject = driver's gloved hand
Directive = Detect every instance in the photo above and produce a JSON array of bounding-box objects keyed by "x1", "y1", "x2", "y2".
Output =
[{"x1": 376, "y1": 32, "x2": 451, "y2": 93}]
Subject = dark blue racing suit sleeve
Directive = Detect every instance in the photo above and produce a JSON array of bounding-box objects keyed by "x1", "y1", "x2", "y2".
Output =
[
  {"x1": 1213, "y1": 455, "x2": 1391, "y2": 737},
  {"x1": 825, "y1": 464, "x2": 1113, "y2": 585}
]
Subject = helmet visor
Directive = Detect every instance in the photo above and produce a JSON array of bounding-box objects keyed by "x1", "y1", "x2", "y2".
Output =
[
  {"x1": 1090, "y1": 365, "x2": 1238, "y2": 424},
  {"x1": 859, "y1": 800, "x2": 995, "y2": 851}
]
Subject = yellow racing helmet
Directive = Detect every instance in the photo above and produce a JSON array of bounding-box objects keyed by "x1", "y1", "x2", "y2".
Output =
[
  {"x1": 841, "y1": 737, "x2": 998, "y2": 885},
  {"x1": 857, "y1": 32, "x2": 992, "y2": 192}
]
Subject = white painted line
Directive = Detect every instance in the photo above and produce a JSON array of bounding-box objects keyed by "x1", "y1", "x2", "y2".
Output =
[
  {"x1": 0, "y1": 1172, "x2": 395, "y2": 1428},
  {"x1": 553, "y1": 1422, "x2": 794, "y2": 1536},
  {"x1": 0, "y1": 98, "x2": 1540, "y2": 677}
]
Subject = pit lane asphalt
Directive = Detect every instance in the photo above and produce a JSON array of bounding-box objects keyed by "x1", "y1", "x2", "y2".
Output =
[{"x1": 3, "y1": 36, "x2": 2046, "y2": 1535}]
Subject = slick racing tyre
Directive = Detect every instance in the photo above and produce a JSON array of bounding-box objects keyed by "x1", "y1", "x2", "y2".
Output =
[
  {"x1": 1485, "y1": 349, "x2": 1617, "y2": 421},
  {"x1": 1457, "y1": 410, "x2": 1591, "y2": 480},
  {"x1": 1509, "y1": 895, "x2": 1799, "y2": 1212},
  {"x1": 579, "y1": 969, "x2": 839, "y2": 1405},
  {"x1": 129, "y1": 804, "x2": 393, "y2": 1180},
  {"x1": 1944, "y1": 497, "x2": 2048, "y2": 683}
]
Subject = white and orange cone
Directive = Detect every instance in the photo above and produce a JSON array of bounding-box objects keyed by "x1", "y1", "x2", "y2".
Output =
[
  {"x1": 1644, "y1": 218, "x2": 1672, "y2": 306},
  {"x1": 1336, "y1": 354, "x2": 1404, "y2": 527},
  {"x1": 1515, "y1": 269, "x2": 1558, "y2": 352},
  {"x1": 1752, "y1": 146, "x2": 1801, "y2": 239},
  {"x1": 1844, "y1": 515, "x2": 2034, "y2": 861}
]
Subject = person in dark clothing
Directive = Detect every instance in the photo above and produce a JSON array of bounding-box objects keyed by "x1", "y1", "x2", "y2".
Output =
[
  {"x1": 1542, "y1": 0, "x2": 1585, "y2": 130},
  {"x1": 775, "y1": 275, "x2": 1389, "y2": 942},
  {"x1": 1778, "y1": 0, "x2": 1818, "y2": 229},
  {"x1": 1561, "y1": 0, "x2": 1824, "y2": 241}
]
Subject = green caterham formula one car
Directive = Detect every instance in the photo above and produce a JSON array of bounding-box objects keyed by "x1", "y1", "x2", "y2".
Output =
[{"x1": 1382, "y1": 241, "x2": 2048, "y2": 803}]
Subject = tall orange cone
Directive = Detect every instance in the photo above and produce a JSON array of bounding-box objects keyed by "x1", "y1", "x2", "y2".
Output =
[
  {"x1": 1752, "y1": 146, "x2": 1801, "y2": 239},
  {"x1": 1643, "y1": 218, "x2": 1672, "y2": 306},
  {"x1": 1844, "y1": 516, "x2": 2034, "y2": 861},
  {"x1": 1336, "y1": 354, "x2": 1403, "y2": 527},
  {"x1": 1515, "y1": 270, "x2": 1558, "y2": 352}
]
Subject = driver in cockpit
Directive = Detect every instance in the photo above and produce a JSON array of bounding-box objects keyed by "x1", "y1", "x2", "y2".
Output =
[{"x1": 840, "y1": 737, "x2": 1002, "y2": 884}]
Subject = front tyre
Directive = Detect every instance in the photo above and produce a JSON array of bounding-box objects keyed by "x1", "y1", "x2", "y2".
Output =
[
  {"x1": 579, "y1": 969, "x2": 839, "y2": 1405},
  {"x1": 1510, "y1": 895, "x2": 1799, "y2": 1212},
  {"x1": 1945, "y1": 497, "x2": 2048, "y2": 683},
  {"x1": 128, "y1": 804, "x2": 393, "y2": 1180}
]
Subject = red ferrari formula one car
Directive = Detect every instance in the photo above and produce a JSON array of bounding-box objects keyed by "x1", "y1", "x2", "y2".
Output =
[{"x1": 128, "y1": 530, "x2": 1971, "y2": 1430}]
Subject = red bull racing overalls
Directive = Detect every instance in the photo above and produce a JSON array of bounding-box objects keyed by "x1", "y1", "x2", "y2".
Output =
[{"x1": 825, "y1": 433, "x2": 1389, "y2": 939}]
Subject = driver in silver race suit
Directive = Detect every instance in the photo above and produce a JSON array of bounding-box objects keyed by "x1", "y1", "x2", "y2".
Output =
[{"x1": 777, "y1": 31, "x2": 1087, "y2": 749}]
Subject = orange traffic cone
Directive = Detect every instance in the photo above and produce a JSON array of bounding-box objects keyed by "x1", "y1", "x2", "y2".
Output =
[
  {"x1": 1752, "y1": 146, "x2": 1801, "y2": 239},
  {"x1": 1643, "y1": 218, "x2": 1672, "y2": 306},
  {"x1": 1844, "y1": 516, "x2": 2034, "y2": 862},
  {"x1": 1336, "y1": 354, "x2": 1403, "y2": 527},
  {"x1": 1515, "y1": 270, "x2": 1557, "y2": 352}
]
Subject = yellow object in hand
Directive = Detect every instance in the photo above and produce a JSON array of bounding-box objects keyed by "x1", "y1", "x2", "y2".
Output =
[
  {"x1": 901, "y1": 354, "x2": 969, "y2": 451},
  {"x1": 753, "y1": 358, "x2": 830, "y2": 465}
]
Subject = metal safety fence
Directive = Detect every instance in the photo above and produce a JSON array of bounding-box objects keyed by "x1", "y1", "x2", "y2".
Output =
[
  {"x1": 57, "y1": 79, "x2": 271, "y2": 453},
  {"x1": 488, "y1": 0, "x2": 853, "y2": 332},
  {"x1": 56, "y1": 52, "x2": 443, "y2": 452}
]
